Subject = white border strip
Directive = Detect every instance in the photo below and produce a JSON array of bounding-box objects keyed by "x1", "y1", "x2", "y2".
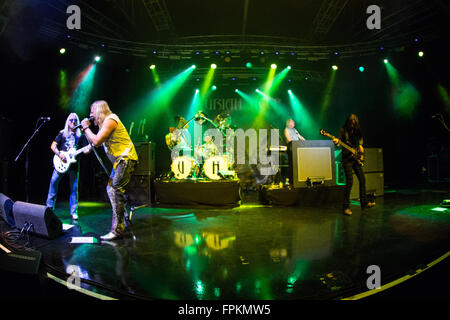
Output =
[
  {"x1": 46, "y1": 272, "x2": 118, "y2": 300},
  {"x1": 342, "y1": 251, "x2": 450, "y2": 300}
]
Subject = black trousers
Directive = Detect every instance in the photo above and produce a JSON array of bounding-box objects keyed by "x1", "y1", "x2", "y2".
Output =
[{"x1": 342, "y1": 159, "x2": 368, "y2": 209}]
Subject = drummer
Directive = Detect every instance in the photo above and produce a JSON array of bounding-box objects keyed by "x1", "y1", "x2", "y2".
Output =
[{"x1": 195, "y1": 134, "x2": 218, "y2": 163}]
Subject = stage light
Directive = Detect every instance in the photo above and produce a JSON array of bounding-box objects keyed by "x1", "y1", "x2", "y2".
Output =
[
  {"x1": 59, "y1": 48, "x2": 66, "y2": 55},
  {"x1": 288, "y1": 89, "x2": 292, "y2": 94},
  {"x1": 418, "y1": 51, "x2": 424, "y2": 57},
  {"x1": 212, "y1": 85, "x2": 217, "y2": 90},
  {"x1": 195, "y1": 89, "x2": 199, "y2": 93},
  {"x1": 334, "y1": 51, "x2": 339, "y2": 55},
  {"x1": 271, "y1": 64, "x2": 277, "y2": 69},
  {"x1": 287, "y1": 66, "x2": 292, "y2": 70},
  {"x1": 359, "y1": 66, "x2": 365, "y2": 72},
  {"x1": 191, "y1": 65, "x2": 196, "y2": 69},
  {"x1": 215, "y1": 51, "x2": 220, "y2": 54},
  {"x1": 235, "y1": 89, "x2": 239, "y2": 92},
  {"x1": 211, "y1": 63, "x2": 217, "y2": 69},
  {"x1": 149, "y1": 64, "x2": 156, "y2": 69},
  {"x1": 260, "y1": 51, "x2": 265, "y2": 55},
  {"x1": 195, "y1": 51, "x2": 200, "y2": 55},
  {"x1": 152, "y1": 50, "x2": 157, "y2": 54},
  {"x1": 290, "y1": 52, "x2": 295, "y2": 56},
  {"x1": 94, "y1": 56, "x2": 101, "y2": 62},
  {"x1": 384, "y1": 59, "x2": 389, "y2": 64},
  {"x1": 275, "y1": 51, "x2": 279, "y2": 55},
  {"x1": 246, "y1": 62, "x2": 252, "y2": 68},
  {"x1": 332, "y1": 65, "x2": 338, "y2": 70}
]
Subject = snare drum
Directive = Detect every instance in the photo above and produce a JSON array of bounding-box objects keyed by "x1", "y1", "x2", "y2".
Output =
[
  {"x1": 203, "y1": 156, "x2": 229, "y2": 180},
  {"x1": 171, "y1": 156, "x2": 196, "y2": 179}
]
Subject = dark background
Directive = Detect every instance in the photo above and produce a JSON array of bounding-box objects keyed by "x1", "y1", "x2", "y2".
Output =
[{"x1": 0, "y1": 0, "x2": 448, "y2": 204}]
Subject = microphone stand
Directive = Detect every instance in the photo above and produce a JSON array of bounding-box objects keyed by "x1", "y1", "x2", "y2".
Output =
[{"x1": 14, "y1": 118, "x2": 50, "y2": 202}]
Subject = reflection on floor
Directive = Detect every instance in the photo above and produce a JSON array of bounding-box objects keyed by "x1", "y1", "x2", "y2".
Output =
[{"x1": 1, "y1": 188, "x2": 449, "y2": 300}]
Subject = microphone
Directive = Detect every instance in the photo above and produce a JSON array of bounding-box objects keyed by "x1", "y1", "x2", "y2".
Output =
[
  {"x1": 74, "y1": 117, "x2": 94, "y2": 130},
  {"x1": 40, "y1": 117, "x2": 51, "y2": 121}
]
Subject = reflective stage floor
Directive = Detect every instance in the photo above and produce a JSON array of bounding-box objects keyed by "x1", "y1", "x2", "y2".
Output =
[{"x1": 1, "y1": 187, "x2": 450, "y2": 300}]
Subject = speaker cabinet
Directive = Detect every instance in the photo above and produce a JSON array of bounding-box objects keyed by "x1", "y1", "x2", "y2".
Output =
[
  {"x1": 12, "y1": 202, "x2": 63, "y2": 239},
  {"x1": 350, "y1": 172, "x2": 384, "y2": 200},
  {"x1": 0, "y1": 193, "x2": 15, "y2": 227},
  {"x1": 363, "y1": 148, "x2": 384, "y2": 173},
  {"x1": 290, "y1": 140, "x2": 336, "y2": 188},
  {"x1": 133, "y1": 142, "x2": 156, "y2": 175},
  {"x1": 127, "y1": 175, "x2": 153, "y2": 206}
]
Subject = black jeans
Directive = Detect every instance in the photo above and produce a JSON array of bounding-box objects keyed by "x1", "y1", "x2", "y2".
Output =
[
  {"x1": 107, "y1": 159, "x2": 136, "y2": 235},
  {"x1": 342, "y1": 159, "x2": 368, "y2": 210}
]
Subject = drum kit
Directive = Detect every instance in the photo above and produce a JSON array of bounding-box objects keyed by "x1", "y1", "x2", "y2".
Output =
[{"x1": 168, "y1": 111, "x2": 236, "y2": 181}]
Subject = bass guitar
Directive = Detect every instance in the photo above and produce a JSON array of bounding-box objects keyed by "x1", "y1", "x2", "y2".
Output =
[
  {"x1": 320, "y1": 129, "x2": 365, "y2": 166},
  {"x1": 53, "y1": 145, "x2": 91, "y2": 173}
]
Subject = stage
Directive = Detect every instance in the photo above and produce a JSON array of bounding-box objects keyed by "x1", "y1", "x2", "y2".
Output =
[{"x1": 1, "y1": 186, "x2": 449, "y2": 300}]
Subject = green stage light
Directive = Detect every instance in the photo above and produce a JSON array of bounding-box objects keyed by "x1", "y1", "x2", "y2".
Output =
[
  {"x1": 235, "y1": 89, "x2": 239, "y2": 92},
  {"x1": 332, "y1": 65, "x2": 338, "y2": 70},
  {"x1": 59, "y1": 48, "x2": 66, "y2": 55},
  {"x1": 246, "y1": 62, "x2": 252, "y2": 68},
  {"x1": 94, "y1": 56, "x2": 101, "y2": 62},
  {"x1": 384, "y1": 59, "x2": 389, "y2": 64},
  {"x1": 287, "y1": 66, "x2": 292, "y2": 70},
  {"x1": 191, "y1": 65, "x2": 196, "y2": 69},
  {"x1": 359, "y1": 66, "x2": 365, "y2": 72},
  {"x1": 212, "y1": 85, "x2": 217, "y2": 90},
  {"x1": 418, "y1": 51, "x2": 424, "y2": 57},
  {"x1": 271, "y1": 64, "x2": 277, "y2": 69},
  {"x1": 149, "y1": 64, "x2": 156, "y2": 69},
  {"x1": 211, "y1": 63, "x2": 217, "y2": 69},
  {"x1": 288, "y1": 89, "x2": 292, "y2": 94}
]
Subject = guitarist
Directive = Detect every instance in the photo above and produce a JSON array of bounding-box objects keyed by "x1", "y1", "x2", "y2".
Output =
[
  {"x1": 46, "y1": 113, "x2": 91, "y2": 220},
  {"x1": 332, "y1": 114, "x2": 375, "y2": 215}
]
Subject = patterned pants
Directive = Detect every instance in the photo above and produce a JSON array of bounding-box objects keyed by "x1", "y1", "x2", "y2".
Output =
[{"x1": 107, "y1": 159, "x2": 136, "y2": 235}]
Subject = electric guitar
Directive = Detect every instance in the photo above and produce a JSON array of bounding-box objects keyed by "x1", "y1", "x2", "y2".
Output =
[
  {"x1": 53, "y1": 145, "x2": 91, "y2": 173},
  {"x1": 320, "y1": 129, "x2": 365, "y2": 166}
]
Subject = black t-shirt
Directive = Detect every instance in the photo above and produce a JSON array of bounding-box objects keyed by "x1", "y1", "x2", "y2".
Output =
[
  {"x1": 338, "y1": 127, "x2": 363, "y2": 162},
  {"x1": 54, "y1": 132, "x2": 89, "y2": 171}
]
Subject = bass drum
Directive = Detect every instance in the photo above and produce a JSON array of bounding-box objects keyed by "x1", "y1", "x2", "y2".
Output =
[
  {"x1": 203, "y1": 156, "x2": 229, "y2": 180},
  {"x1": 171, "y1": 156, "x2": 196, "y2": 179}
]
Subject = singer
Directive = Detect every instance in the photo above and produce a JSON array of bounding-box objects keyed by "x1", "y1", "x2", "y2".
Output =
[
  {"x1": 81, "y1": 101, "x2": 138, "y2": 241},
  {"x1": 46, "y1": 113, "x2": 91, "y2": 220}
]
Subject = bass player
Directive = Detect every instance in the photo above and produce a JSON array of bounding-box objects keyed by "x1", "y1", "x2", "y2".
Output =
[{"x1": 332, "y1": 114, "x2": 375, "y2": 215}]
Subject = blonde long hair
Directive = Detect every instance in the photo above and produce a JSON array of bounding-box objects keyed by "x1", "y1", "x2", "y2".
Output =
[
  {"x1": 61, "y1": 113, "x2": 81, "y2": 138},
  {"x1": 91, "y1": 100, "x2": 112, "y2": 128}
]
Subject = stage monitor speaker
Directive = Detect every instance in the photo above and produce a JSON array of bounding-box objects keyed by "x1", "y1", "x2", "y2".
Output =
[
  {"x1": 290, "y1": 140, "x2": 336, "y2": 188},
  {"x1": 350, "y1": 172, "x2": 384, "y2": 200},
  {"x1": 0, "y1": 193, "x2": 15, "y2": 227},
  {"x1": 134, "y1": 142, "x2": 156, "y2": 175},
  {"x1": 12, "y1": 202, "x2": 63, "y2": 239}
]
